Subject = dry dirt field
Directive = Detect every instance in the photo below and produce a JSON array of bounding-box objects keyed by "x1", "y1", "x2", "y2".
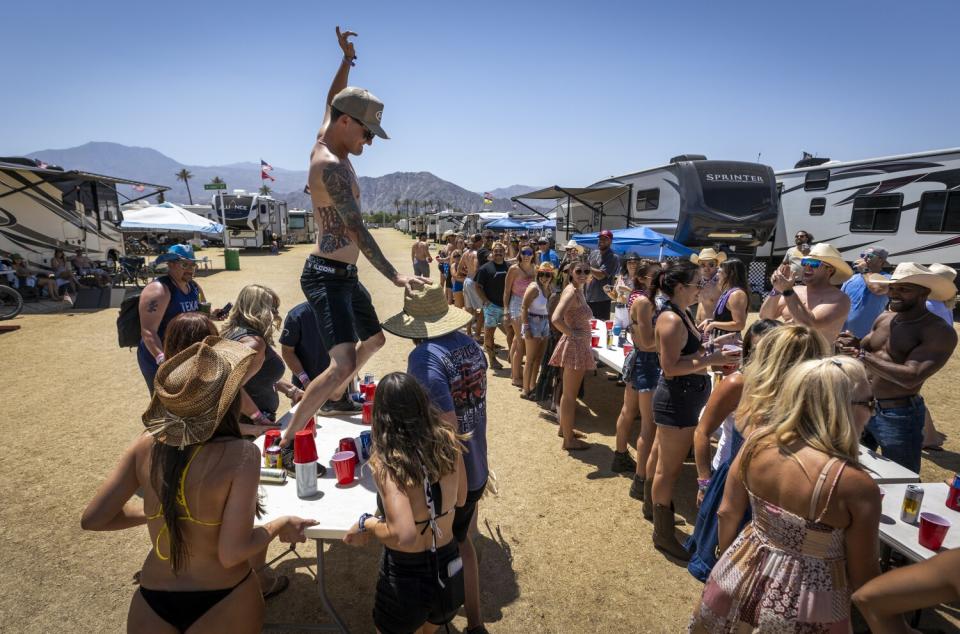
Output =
[{"x1": 1, "y1": 230, "x2": 958, "y2": 632}]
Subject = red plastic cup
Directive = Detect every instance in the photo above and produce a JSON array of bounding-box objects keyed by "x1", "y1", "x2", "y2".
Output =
[
  {"x1": 605, "y1": 320, "x2": 614, "y2": 332},
  {"x1": 304, "y1": 415, "x2": 317, "y2": 435},
  {"x1": 332, "y1": 451, "x2": 356, "y2": 485},
  {"x1": 293, "y1": 430, "x2": 318, "y2": 464},
  {"x1": 263, "y1": 429, "x2": 281, "y2": 454},
  {"x1": 918, "y1": 512, "x2": 951, "y2": 550},
  {"x1": 591, "y1": 335, "x2": 600, "y2": 348},
  {"x1": 590, "y1": 319, "x2": 598, "y2": 330},
  {"x1": 339, "y1": 438, "x2": 359, "y2": 470},
  {"x1": 362, "y1": 401, "x2": 373, "y2": 425},
  {"x1": 623, "y1": 343, "x2": 633, "y2": 356},
  {"x1": 366, "y1": 382, "x2": 377, "y2": 402}
]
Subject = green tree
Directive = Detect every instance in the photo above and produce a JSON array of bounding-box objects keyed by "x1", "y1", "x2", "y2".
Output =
[{"x1": 175, "y1": 168, "x2": 194, "y2": 204}]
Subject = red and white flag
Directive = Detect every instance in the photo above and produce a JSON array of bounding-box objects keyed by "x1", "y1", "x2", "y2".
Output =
[
  {"x1": 261, "y1": 159, "x2": 275, "y2": 181},
  {"x1": 133, "y1": 184, "x2": 145, "y2": 192}
]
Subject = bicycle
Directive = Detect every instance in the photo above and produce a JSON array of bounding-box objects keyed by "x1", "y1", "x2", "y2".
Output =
[
  {"x1": 0, "y1": 284, "x2": 24, "y2": 320},
  {"x1": 114, "y1": 256, "x2": 150, "y2": 288}
]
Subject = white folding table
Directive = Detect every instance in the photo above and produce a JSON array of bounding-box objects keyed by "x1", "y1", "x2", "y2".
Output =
[
  {"x1": 877, "y1": 483, "x2": 960, "y2": 563},
  {"x1": 858, "y1": 446, "x2": 921, "y2": 485},
  {"x1": 255, "y1": 404, "x2": 376, "y2": 633},
  {"x1": 590, "y1": 321, "x2": 627, "y2": 373}
]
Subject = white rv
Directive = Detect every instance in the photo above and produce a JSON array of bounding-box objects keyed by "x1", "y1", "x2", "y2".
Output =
[
  {"x1": 213, "y1": 190, "x2": 289, "y2": 249},
  {"x1": 771, "y1": 148, "x2": 960, "y2": 267},
  {"x1": 513, "y1": 156, "x2": 779, "y2": 249},
  {"x1": 287, "y1": 208, "x2": 316, "y2": 244},
  {"x1": 426, "y1": 210, "x2": 466, "y2": 241},
  {"x1": 0, "y1": 157, "x2": 168, "y2": 270}
]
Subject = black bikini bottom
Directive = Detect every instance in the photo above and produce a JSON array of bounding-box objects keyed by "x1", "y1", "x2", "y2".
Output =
[{"x1": 139, "y1": 569, "x2": 252, "y2": 632}]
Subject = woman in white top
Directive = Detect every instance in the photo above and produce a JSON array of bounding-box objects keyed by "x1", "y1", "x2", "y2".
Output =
[{"x1": 519, "y1": 262, "x2": 555, "y2": 398}]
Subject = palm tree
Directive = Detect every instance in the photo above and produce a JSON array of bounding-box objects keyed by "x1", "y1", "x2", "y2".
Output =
[
  {"x1": 393, "y1": 197, "x2": 401, "y2": 215},
  {"x1": 175, "y1": 168, "x2": 194, "y2": 204},
  {"x1": 259, "y1": 185, "x2": 272, "y2": 196}
]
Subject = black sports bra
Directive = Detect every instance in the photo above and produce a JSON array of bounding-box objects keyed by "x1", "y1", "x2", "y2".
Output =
[{"x1": 662, "y1": 301, "x2": 702, "y2": 356}]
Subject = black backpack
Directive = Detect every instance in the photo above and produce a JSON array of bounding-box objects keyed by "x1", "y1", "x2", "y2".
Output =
[{"x1": 116, "y1": 276, "x2": 175, "y2": 348}]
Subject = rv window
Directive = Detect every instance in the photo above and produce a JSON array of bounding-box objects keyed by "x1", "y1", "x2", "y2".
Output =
[
  {"x1": 804, "y1": 170, "x2": 830, "y2": 191},
  {"x1": 945, "y1": 193, "x2": 960, "y2": 232},
  {"x1": 809, "y1": 198, "x2": 826, "y2": 216},
  {"x1": 260, "y1": 204, "x2": 267, "y2": 215},
  {"x1": 915, "y1": 191, "x2": 960, "y2": 233},
  {"x1": 288, "y1": 216, "x2": 306, "y2": 230},
  {"x1": 635, "y1": 188, "x2": 660, "y2": 211},
  {"x1": 849, "y1": 194, "x2": 902, "y2": 233}
]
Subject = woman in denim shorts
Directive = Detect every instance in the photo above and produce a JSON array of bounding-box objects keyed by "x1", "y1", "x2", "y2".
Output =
[{"x1": 519, "y1": 261, "x2": 556, "y2": 398}]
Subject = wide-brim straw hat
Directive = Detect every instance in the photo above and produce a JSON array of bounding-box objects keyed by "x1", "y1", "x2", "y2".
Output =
[
  {"x1": 381, "y1": 286, "x2": 473, "y2": 339},
  {"x1": 564, "y1": 239, "x2": 584, "y2": 253},
  {"x1": 142, "y1": 336, "x2": 255, "y2": 448},
  {"x1": 805, "y1": 243, "x2": 853, "y2": 284},
  {"x1": 868, "y1": 262, "x2": 957, "y2": 301},
  {"x1": 930, "y1": 263, "x2": 957, "y2": 282},
  {"x1": 442, "y1": 229, "x2": 455, "y2": 240},
  {"x1": 690, "y1": 248, "x2": 727, "y2": 265}
]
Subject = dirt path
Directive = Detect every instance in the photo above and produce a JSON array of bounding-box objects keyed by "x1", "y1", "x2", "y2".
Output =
[{"x1": 1, "y1": 229, "x2": 958, "y2": 632}]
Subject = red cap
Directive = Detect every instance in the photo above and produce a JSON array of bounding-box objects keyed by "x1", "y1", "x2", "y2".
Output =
[
  {"x1": 293, "y1": 430, "x2": 318, "y2": 464},
  {"x1": 599, "y1": 230, "x2": 614, "y2": 240}
]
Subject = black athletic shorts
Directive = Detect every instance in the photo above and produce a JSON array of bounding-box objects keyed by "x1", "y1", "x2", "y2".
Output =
[
  {"x1": 453, "y1": 482, "x2": 486, "y2": 543},
  {"x1": 373, "y1": 541, "x2": 464, "y2": 634},
  {"x1": 300, "y1": 255, "x2": 382, "y2": 349},
  {"x1": 653, "y1": 374, "x2": 712, "y2": 428}
]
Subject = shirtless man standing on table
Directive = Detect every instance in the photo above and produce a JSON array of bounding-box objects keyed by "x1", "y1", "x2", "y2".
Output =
[
  {"x1": 759, "y1": 242, "x2": 852, "y2": 344},
  {"x1": 282, "y1": 27, "x2": 428, "y2": 445},
  {"x1": 838, "y1": 263, "x2": 958, "y2": 472}
]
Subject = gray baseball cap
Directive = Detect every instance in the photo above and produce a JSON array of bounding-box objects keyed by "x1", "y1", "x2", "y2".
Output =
[{"x1": 331, "y1": 86, "x2": 389, "y2": 139}]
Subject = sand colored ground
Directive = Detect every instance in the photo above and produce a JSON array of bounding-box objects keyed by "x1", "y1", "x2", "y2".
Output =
[{"x1": 1, "y1": 229, "x2": 958, "y2": 632}]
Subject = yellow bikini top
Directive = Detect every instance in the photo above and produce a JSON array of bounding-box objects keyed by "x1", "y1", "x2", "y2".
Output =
[{"x1": 147, "y1": 444, "x2": 222, "y2": 561}]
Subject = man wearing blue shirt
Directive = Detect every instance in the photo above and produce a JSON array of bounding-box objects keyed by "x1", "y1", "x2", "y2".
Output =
[
  {"x1": 536, "y1": 237, "x2": 559, "y2": 268},
  {"x1": 382, "y1": 286, "x2": 489, "y2": 634},
  {"x1": 841, "y1": 247, "x2": 890, "y2": 339}
]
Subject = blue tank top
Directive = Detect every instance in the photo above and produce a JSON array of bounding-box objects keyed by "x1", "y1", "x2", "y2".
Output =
[{"x1": 157, "y1": 275, "x2": 200, "y2": 341}]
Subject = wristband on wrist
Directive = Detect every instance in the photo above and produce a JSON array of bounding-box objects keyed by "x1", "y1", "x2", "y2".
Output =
[
  {"x1": 358, "y1": 512, "x2": 374, "y2": 533},
  {"x1": 697, "y1": 478, "x2": 711, "y2": 491},
  {"x1": 782, "y1": 288, "x2": 795, "y2": 297},
  {"x1": 297, "y1": 371, "x2": 310, "y2": 386},
  {"x1": 156, "y1": 352, "x2": 166, "y2": 364},
  {"x1": 344, "y1": 55, "x2": 356, "y2": 67},
  {"x1": 250, "y1": 411, "x2": 264, "y2": 424}
]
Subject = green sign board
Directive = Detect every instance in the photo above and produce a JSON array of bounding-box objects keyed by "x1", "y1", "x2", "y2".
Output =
[{"x1": 204, "y1": 183, "x2": 227, "y2": 190}]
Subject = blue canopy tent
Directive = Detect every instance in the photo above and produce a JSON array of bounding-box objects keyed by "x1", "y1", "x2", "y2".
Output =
[
  {"x1": 572, "y1": 226, "x2": 694, "y2": 259},
  {"x1": 526, "y1": 218, "x2": 556, "y2": 229},
  {"x1": 484, "y1": 217, "x2": 529, "y2": 231}
]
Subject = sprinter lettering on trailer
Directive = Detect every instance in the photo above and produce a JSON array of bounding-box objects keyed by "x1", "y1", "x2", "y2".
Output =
[{"x1": 705, "y1": 173, "x2": 766, "y2": 183}]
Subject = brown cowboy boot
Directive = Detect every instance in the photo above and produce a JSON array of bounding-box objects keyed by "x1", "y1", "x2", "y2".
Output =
[{"x1": 653, "y1": 503, "x2": 690, "y2": 562}]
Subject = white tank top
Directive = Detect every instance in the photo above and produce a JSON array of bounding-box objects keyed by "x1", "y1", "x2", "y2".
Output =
[{"x1": 530, "y1": 284, "x2": 548, "y2": 316}]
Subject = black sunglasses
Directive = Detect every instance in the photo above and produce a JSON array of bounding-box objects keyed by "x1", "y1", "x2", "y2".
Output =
[
  {"x1": 349, "y1": 116, "x2": 374, "y2": 141},
  {"x1": 572, "y1": 268, "x2": 590, "y2": 275}
]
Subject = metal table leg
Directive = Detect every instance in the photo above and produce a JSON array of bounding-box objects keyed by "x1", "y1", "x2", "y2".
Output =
[
  {"x1": 260, "y1": 539, "x2": 349, "y2": 633},
  {"x1": 316, "y1": 538, "x2": 349, "y2": 633}
]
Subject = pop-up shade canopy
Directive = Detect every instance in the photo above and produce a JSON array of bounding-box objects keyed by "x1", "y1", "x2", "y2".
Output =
[
  {"x1": 573, "y1": 226, "x2": 694, "y2": 259},
  {"x1": 121, "y1": 202, "x2": 224, "y2": 234}
]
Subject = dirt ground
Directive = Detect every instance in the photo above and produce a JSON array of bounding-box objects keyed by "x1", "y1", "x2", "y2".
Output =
[{"x1": 1, "y1": 230, "x2": 958, "y2": 633}]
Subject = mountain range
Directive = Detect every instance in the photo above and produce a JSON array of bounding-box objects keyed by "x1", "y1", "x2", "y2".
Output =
[{"x1": 25, "y1": 142, "x2": 546, "y2": 213}]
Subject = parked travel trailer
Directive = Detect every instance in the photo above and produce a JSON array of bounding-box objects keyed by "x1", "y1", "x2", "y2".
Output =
[
  {"x1": 287, "y1": 208, "x2": 316, "y2": 244},
  {"x1": 0, "y1": 157, "x2": 168, "y2": 270},
  {"x1": 212, "y1": 190, "x2": 289, "y2": 249},
  {"x1": 426, "y1": 210, "x2": 466, "y2": 241},
  {"x1": 512, "y1": 155, "x2": 779, "y2": 249},
  {"x1": 769, "y1": 148, "x2": 960, "y2": 267}
]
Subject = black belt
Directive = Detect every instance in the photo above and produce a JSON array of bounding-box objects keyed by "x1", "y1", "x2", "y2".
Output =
[
  {"x1": 876, "y1": 397, "x2": 917, "y2": 408},
  {"x1": 305, "y1": 255, "x2": 358, "y2": 278}
]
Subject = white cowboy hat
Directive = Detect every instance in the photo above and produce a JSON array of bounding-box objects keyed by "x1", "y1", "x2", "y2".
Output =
[
  {"x1": 689, "y1": 248, "x2": 727, "y2": 265},
  {"x1": 441, "y1": 229, "x2": 455, "y2": 240},
  {"x1": 929, "y1": 263, "x2": 957, "y2": 282},
  {"x1": 381, "y1": 285, "x2": 474, "y2": 339},
  {"x1": 564, "y1": 239, "x2": 584, "y2": 253},
  {"x1": 804, "y1": 243, "x2": 853, "y2": 284},
  {"x1": 868, "y1": 262, "x2": 957, "y2": 301}
]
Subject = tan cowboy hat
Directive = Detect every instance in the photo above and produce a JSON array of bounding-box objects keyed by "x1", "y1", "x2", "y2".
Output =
[
  {"x1": 564, "y1": 239, "x2": 584, "y2": 253},
  {"x1": 930, "y1": 263, "x2": 957, "y2": 282},
  {"x1": 868, "y1": 262, "x2": 957, "y2": 301},
  {"x1": 441, "y1": 229, "x2": 455, "y2": 240},
  {"x1": 142, "y1": 336, "x2": 256, "y2": 448},
  {"x1": 804, "y1": 243, "x2": 853, "y2": 284},
  {"x1": 381, "y1": 285, "x2": 473, "y2": 339},
  {"x1": 689, "y1": 248, "x2": 727, "y2": 265}
]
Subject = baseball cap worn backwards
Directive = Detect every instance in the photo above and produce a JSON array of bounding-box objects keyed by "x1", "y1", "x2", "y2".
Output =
[{"x1": 332, "y1": 87, "x2": 389, "y2": 139}]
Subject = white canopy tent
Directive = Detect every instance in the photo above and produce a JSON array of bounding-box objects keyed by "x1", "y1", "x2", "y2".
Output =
[{"x1": 120, "y1": 202, "x2": 224, "y2": 234}]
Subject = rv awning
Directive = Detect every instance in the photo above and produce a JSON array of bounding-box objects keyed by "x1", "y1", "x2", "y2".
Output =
[{"x1": 511, "y1": 184, "x2": 630, "y2": 204}]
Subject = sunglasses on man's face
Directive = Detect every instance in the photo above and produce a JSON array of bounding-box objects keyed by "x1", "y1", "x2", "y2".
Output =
[
  {"x1": 800, "y1": 258, "x2": 825, "y2": 269},
  {"x1": 350, "y1": 116, "x2": 374, "y2": 141}
]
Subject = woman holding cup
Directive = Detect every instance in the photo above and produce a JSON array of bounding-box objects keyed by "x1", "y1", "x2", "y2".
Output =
[
  {"x1": 698, "y1": 257, "x2": 750, "y2": 342},
  {"x1": 343, "y1": 372, "x2": 468, "y2": 634}
]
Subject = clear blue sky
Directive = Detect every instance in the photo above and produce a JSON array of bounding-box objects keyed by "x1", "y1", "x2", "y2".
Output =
[{"x1": 4, "y1": 0, "x2": 958, "y2": 192}]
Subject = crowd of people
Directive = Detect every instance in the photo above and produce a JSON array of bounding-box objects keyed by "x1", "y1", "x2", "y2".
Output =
[{"x1": 80, "y1": 26, "x2": 960, "y2": 634}]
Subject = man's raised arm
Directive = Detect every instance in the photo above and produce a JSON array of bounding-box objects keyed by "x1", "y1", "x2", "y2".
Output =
[{"x1": 321, "y1": 27, "x2": 358, "y2": 128}]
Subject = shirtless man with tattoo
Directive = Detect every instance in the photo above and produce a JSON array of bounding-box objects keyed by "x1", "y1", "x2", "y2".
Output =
[
  {"x1": 837, "y1": 262, "x2": 958, "y2": 472},
  {"x1": 411, "y1": 232, "x2": 433, "y2": 277},
  {"x1": 282, "y1": 27, "x2": 428, "y2": 444},
  {"x1": 759, "y1": 242, "x2": 852, "y2": 344}
]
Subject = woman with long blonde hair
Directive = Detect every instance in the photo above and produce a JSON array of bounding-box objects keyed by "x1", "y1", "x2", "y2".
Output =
[
  {"x1": 691, "y1": 357, "x2": 882, "y2": 633},
  {"x1": 343, "y1": 372, "x2": 468, "y2": 634},
  {"x1": 685, "y1": 323, "x2": 829, "y2": 580},
  {"x1": 503, "y1": 244, "x2": 537, "y2": 387}
]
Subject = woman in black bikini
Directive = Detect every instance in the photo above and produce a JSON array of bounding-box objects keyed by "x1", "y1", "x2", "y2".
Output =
[
  {"x1": 82, "y1": 337, "x2": 315, "y2": 633},
  {"x1": 648, "y1": 260, "x2": 739, "y2": 562},
  {"x1": 343, "y1": 372, "x2": 468, "y2": 634}
]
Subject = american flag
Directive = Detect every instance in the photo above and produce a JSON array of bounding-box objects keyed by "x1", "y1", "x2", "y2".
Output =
[
  {"x1": 133, "y1": 184, "x2": 145, "y2": 192},
  {"x1": 261, "y1": 159, "x2": 275, "y2": 181}
]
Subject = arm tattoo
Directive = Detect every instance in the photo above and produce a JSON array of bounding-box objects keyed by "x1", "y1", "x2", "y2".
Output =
[
  {"x1": 147, "y1": 299, "x2": 159, "y2": 313},
  {"x1": 322, "y1": 162, "x2": 398, "y2": 280}
]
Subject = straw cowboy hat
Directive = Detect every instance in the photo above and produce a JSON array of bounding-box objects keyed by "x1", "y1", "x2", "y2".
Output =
[
  {"x1": 441, "y1": 229, "x2": 455, "y2": 240},
  {"x1": 142, "y1": 336, "x2": 256, "y2": 448},
  {"x1": 930, "y1": 263, "x2": 957, "y2": 282},
  {"x1": 690, "y1": 248, "x2": 727, "y2": 265},
  {"x1": 381, "y1": 285, "x2": 473, "y2": 339},
  {"x1": 564, "y1": 239, "x2": 584, "y2": 254},
  {"x1": 804, "y1": 243, "x2": 853, "y2": 284},
  {"x1": 868, "y1": 262, "x2": 957, "y2": 301}
]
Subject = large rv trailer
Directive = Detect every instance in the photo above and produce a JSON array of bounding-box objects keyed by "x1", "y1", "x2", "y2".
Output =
[
  {"x1": 287, "y1": 208, "x2": 316, "y2": 244},
  {"x1": 425, "y1": 211, "x2": 465, "y2": 241},
  {"x1": 0, "y1": 157, "x2": 168, "y2": 270},
  {"x1": 513, "y1": 156, "x2": 779, "y2": 249},
  {"x1": 771, "y1": 148, "x2": 960, "y2": 267},
  {"x1": 213, "y1": 191, "x2": 289, "y2": 249}
]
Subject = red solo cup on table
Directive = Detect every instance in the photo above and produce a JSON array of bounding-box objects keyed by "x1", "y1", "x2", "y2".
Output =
[
  {"x1": 605, "y1": 320, "x2": 614, "y2": 332},
  {"x1": 362, "y1": 401, "x2": 373, "y2": 425},
  {"x1": 305, "y1": 415, "x2": 317, "y2": 435},
  {"x1": 339, "y1": 438, "x2": 359, "y2": 469},
  {"x1": 590, "y1": 319, "x2": 598, "y2": 330},
  {"x1": 332, "y1": 451, "x2": 356, "y2": 485},
  {"x1": 918, "y1": 512, "x2": 951, "y2": 551},
  {"x1": 263, "y1": 429, "x2": 281, "y2": 454},
  {"x1": 293, "y1": 430, "x2": 318, "y2": 464},
  {"x1": 622, "y1": 343, "x2": 633, "y2": 355},
  {"x1": 591, "y1": 335, "x2": 600, "y2": 348}
]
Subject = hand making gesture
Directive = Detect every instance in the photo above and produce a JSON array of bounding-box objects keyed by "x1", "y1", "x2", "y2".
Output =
[
  {"x1": 336, "y1": 26, "x2": 357, "y2": 61},
  {"x1": 770, "y1": 263, "x2": 795, "y2": 293}
]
